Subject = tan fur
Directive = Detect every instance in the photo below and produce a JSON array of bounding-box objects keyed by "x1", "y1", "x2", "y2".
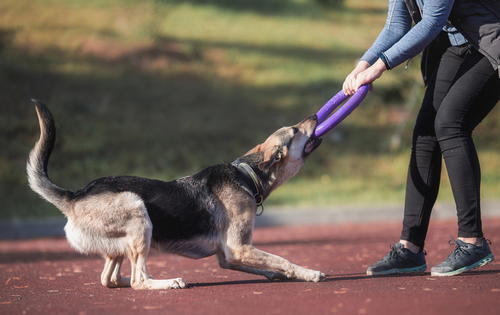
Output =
[{"x1": 65, "y1": 192, "x2": 150, "y2": 257}]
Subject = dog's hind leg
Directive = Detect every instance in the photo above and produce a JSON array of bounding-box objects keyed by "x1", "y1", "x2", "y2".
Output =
[
  {"x1": 128, "y1": 247, "x2": 188, "y2": 290},
  {"x1": 127, "y1": 225, "x2": 188, "y2": 290},
  {"x1": 216, "y1": 252, "x2": 291, "y2": 281},
  {"x1": 101, "y1": 255, "x2": 130, "y2": 288}
]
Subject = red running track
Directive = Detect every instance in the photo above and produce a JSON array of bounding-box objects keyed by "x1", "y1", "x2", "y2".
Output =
[{"x1": 1, "y1": 218, "x2": 499, "y2": 315}]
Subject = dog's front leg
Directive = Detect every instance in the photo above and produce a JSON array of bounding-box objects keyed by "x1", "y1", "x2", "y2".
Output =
[
  {"x1": 223, "y1": 245, "x2": 325, "y2": 282},
  {"x1": 216, "y1": 252, "x2": 290, "y2": 281}
]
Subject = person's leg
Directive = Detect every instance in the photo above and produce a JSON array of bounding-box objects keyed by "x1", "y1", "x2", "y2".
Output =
[
  {"x1": 366, "y1": 44, "x2": 461, "y2": 276},
  {"x1": 429, "y1": 47, "x2": 499, "y2": 276},
  {"x1": 399, "y1": 45, "x2": 467, "y2": 250},
  {"x1": 434, "y1": 47, "x2": 500, "y2": 241}
]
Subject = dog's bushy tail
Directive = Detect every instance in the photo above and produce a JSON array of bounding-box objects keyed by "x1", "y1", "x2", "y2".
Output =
[{"x1": 27, "y1": 100, "x2": 74, "y2": 216}]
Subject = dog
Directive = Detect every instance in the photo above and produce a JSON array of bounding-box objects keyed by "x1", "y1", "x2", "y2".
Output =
[{"x1": 27, "y1": 99, "x2": 325, "y2": 290}]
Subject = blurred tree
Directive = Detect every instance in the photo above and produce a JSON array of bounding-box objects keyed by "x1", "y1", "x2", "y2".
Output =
[{"x1": 314, "y1": 0, "x2": 345, "y2": 9}]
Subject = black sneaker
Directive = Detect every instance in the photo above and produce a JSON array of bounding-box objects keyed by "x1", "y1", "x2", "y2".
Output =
[
  {"x1": 430, "y1": 238, "x2": 495, "y2": 277},
  {"x1": 367, "y1": 243, "x2": 427, "y2": 276}
]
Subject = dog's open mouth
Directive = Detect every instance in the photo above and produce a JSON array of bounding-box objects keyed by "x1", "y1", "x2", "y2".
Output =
[{"x1": 304, "y1": 137, "x2": 323, "y2": 155}]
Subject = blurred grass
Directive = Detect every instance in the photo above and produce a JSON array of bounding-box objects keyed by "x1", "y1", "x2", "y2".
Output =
[{"x1": 1, "y1": 0, "x2": 499, "y2": 219}]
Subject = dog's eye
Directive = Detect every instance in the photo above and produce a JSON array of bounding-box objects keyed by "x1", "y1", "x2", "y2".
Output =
[{"x1": 292, "y1": 127, "x2": 299, "y2": 134}]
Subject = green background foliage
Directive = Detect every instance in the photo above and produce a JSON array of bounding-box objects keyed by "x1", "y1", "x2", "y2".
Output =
[{"x1": 1, "y1": 0, "x2": 499, "y2": 219}]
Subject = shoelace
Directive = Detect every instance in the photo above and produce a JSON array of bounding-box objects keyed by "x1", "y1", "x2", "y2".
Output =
[
  {"x1": 388, "y1": 243, "x2": 398, "y2": 258},
  {"x1": 387, "y1": 243, "x2": 426, "y2": 259},
  {"x1": 446, "y1": 236, "x2": 471, "y2": 261}
]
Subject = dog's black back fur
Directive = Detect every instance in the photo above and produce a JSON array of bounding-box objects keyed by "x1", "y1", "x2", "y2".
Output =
[{"x1": 74, "y1": 171, "x2": 222, "y2": 240}]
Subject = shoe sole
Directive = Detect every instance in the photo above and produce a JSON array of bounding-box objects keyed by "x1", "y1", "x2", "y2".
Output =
[
  {"x1": 366, "y1": 264, "x2": 427, "y2": 276},
  {"x1": 430, "y1": 253, "x2": 495, "y2": 277}
]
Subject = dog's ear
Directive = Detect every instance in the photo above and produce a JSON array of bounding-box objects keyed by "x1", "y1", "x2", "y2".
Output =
[
  {"x1": 245, "y1": 144, "x2": 262, "y2": 156},
  {"x1": 258, "y1": 145, "x2": 282, "y2": 171}
]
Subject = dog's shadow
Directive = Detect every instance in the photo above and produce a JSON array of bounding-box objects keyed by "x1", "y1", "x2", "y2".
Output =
[
  {"x1": 189, "y1": 274, "x2": 348, "y2": 288},
  {"x1": 189, "y1": 268, "x2": 500, "y2": 288}
]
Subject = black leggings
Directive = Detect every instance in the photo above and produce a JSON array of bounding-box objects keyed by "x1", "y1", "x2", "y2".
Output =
[{"x1": 400, "y1": 44, "x2": 500, "y2": 248}]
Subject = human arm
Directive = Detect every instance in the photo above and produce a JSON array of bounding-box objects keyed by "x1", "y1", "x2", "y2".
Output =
[
  {"x1": 343, "y1": 0, "x2": 412, "y2": 95},
  {"x1": 343, "y1": 0, "x2": 455, "y2": 94},
  {"x1": 381, "y1": 0, "x2": 454, "y2": 68}
]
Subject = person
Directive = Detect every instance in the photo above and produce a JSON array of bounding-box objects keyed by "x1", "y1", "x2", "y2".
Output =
[{"x1": 343, "y1": 0, "x2": 500, "y2": 276}]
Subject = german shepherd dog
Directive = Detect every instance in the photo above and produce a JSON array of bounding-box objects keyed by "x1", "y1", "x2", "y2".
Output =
[{"x1": 27, "y1": 100, "x2": 325, "y2": 290}]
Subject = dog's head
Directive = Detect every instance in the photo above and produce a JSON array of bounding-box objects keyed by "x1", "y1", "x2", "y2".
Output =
[{"x1": 242, "y1": 114, "x2": 322, "y2": 194}]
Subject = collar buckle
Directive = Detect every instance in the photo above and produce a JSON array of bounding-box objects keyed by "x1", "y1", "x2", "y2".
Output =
[{"x1": 254, "y1": 193, "x2": 264, "y2": 216}]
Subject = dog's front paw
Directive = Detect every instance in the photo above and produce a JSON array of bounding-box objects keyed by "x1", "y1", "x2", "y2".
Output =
[
  {"x1": 307, "y1": 270, "x2": 326, "y2": 282},
  {"x1": 172, "y1": 278, "x2": 189, "y2": 289},
  {"x1": 269, "y1": 272, "x2": 296, "y2": 281}
]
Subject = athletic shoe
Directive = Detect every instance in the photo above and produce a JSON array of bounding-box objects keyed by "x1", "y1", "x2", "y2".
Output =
[
  {"x1": 366, "y1": 243, "x2": 427, "y2": 276},
  {"x1": 430, "y1": 238, "x2": 494, "y2": 277}
]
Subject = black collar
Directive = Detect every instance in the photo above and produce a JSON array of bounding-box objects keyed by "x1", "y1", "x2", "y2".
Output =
[{"x1": 231, "y1": 161, "x2": 265, "y2": 215}]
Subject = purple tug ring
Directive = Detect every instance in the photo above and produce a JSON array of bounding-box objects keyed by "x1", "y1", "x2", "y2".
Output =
[{"x1": 312, "y1": 84, "x2": 369, "y2": 139}]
